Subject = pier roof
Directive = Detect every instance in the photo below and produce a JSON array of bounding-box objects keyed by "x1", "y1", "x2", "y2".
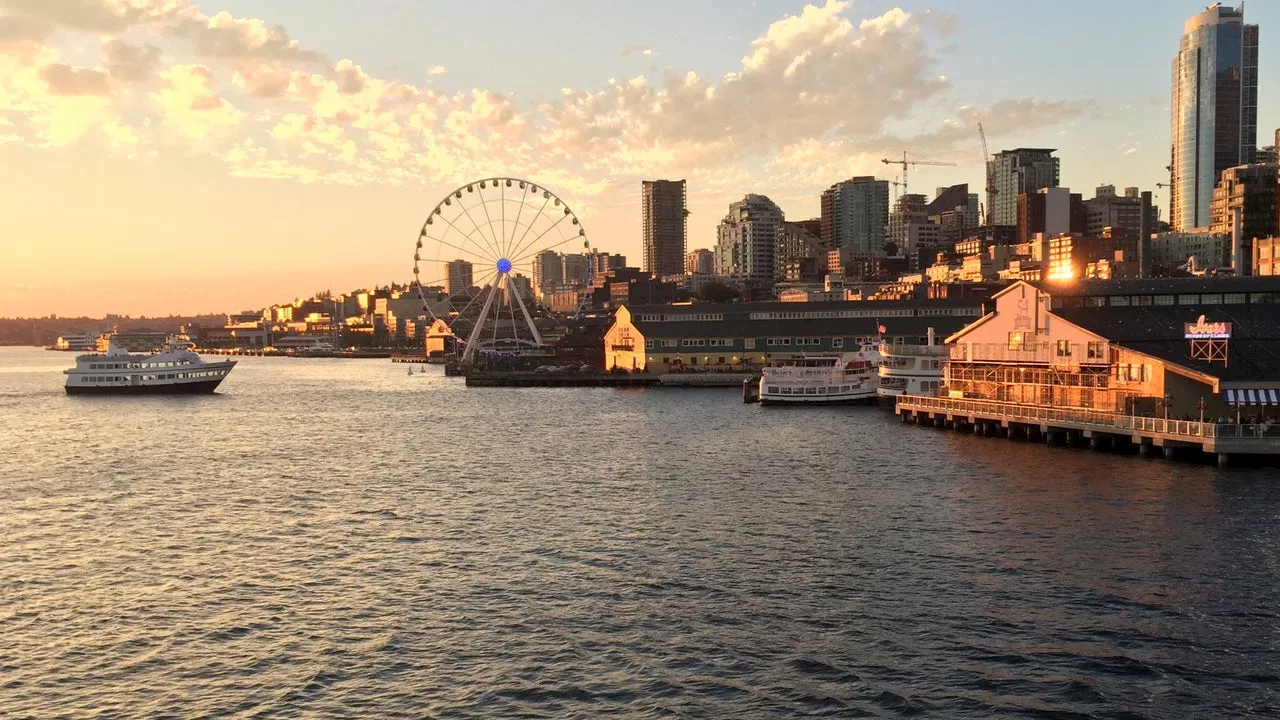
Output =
[
  {"x1": 629, "y1": 314, "x2": 974, "y2": 340},
  {"x1": 1038, "y1": 276, "x2": 1280, "y2": 297},
  {"x1": 1056, "y1": 304, "x2": 1280, "y2": 383}
]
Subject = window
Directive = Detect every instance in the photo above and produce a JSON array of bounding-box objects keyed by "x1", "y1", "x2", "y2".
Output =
[
  {"x1": 1056, "y1": 340, "x2": 1072, "y2": 357},
  {"x1": 1202, "y1": 293, "x2": 1223, "y2": 305},
  {"x1": 718, "y1": 357, "x2": 725, "y2": 364},
  {"x1": 1132, "y1": 295, "x2": 1152, "y2": 306},
  {"x1": 1086, "y1": 341, "x2": 1104, "y2": 359},
  {"x1": 1153, "y1": 295, "x2": 1174, "y2": 306},
  {"x1": 1085, "y1": 297, "x2": 1106, "y2": 307},
  {"x1": 782, "y1": 338, "x2": 791, "y2": 346},
  {"x1": 1109, "y1": 296, "x2": 1130, "y2": 307},
  {"x1": 1250, "y1": 293, "x2": 1277, "y2": 304},
  {"x1": 644, "y1": 340, "x2": 653, "y2": 350},
  {"x1": 832, "y1": 338, "x2": 844, "y2": 349},
  {"x1": 744, "y1": 339, "x2": 756, "y2": 350},
  {"x1": 1224, "y1": 293, "x2": 1246, "y2": 304},
  {"x1": 1177, "y1": 294, "x2": 1200, "y2": 305},
  {"x1": 661, "y1": 339, "x2": 677, "y2": 348},
  {"x1": 767, "y1": 338, "x2": 777, "y2": 346},
  {"x1": 1008, "y1": 332, "x2": 1032, "y2": 351}
]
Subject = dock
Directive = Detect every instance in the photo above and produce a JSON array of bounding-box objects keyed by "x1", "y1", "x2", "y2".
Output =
[{"x1": 896, "y1": 395, "x2": 1280, "y2": 467}]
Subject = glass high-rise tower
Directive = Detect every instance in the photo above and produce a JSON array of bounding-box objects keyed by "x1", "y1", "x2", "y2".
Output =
[{"x1": 1171, "y1": 3, "x2": 1258, "y2": 230}]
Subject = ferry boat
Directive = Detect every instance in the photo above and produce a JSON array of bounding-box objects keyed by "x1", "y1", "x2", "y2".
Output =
[
  {"x1": 64, "y1": 337, "x2": 236, "y2": 395},
  {"x1": 757, "y1": 342, "x2": 881, "y2": 405},
  {"x1": 877, "y1": 328, "x2": 946, "y2": 409},
  {"x1": 51, "y1": 332, "x2": 100, "y2": 351}
]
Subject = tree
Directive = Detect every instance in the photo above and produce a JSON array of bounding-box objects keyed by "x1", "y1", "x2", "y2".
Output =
[
  {"x1": 696, "y1": 281, "x2": 739, "y2": 303},
  {"x1": 883, "y1": 240, "x2": 899, "y2": 256}
]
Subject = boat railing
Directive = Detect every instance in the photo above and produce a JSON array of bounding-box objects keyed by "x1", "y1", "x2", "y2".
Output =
[{"x1": 878, "y1": 343, "x2": 946, "y2": 357}]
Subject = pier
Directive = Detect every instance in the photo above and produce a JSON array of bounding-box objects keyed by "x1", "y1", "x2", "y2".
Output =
[{"x1": 897, "y1": 395, "x2": 1280, "y2": 467}]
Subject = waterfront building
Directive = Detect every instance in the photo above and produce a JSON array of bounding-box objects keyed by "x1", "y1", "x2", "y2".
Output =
[
  {"x1": 445, "y1": 260, "x2": 474, "y2": 296},
  {"x1": 820, "y1": 177, "x2": 890, "y2": 258},
  {"x1": 602, "y1": 298, "x2": 982, "y2": 372},
  {"x1": 715, "y1": 194, "x2": 784, "y2": 282},
  {"x1": 1208, "y1": 163, "x2": 1279, "y2": 274},
  {"x1": 1171, "y1": 3, "x2": 1259, "y2": 230},
  {"x1": 642, "y1": 179, "x2": 688, "y2": 277},
  {"x1": 685, "y1": 248, "x2": 714, "y2": 275},
  {"x1": 944, "y1": 277, "x2": 1280, "y2": 420},
  {"x1": 989, "y1": 149, "x2": 1060, "y2": 226}
]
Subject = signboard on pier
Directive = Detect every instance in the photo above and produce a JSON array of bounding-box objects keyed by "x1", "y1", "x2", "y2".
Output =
[{"x1": 1184, "y1": 316, "x2": 1231, "y2": 340}]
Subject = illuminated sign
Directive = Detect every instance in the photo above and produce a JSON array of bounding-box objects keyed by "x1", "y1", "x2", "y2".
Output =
[{"x1": 1184, "y1": 315, "x2": 1231, "y2": 340}]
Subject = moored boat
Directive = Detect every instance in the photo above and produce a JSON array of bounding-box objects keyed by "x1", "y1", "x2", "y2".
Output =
[
  {"x1": 876, "y1": 328, "x2": 946, "y2": 409},
  {"x1": 757, "y1": 342, "x2": 881, "y2": 405}
]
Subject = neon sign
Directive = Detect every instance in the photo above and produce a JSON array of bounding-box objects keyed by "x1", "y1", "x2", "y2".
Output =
[{"x1": 1184, "y1": 315, "x2": 1231, "y2": 340}]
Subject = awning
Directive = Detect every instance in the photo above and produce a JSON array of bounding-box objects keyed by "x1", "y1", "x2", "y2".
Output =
[{"x1": 1224, "y1": 389, "x2": 1280, "y2": 405}]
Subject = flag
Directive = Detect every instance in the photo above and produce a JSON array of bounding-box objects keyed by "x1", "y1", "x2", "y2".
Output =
[{"x1": 878, "y1": 324, "x2": 887, "y2": 335}]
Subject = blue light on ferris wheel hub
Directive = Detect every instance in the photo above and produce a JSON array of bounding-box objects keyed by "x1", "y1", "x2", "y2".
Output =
[{"x1": 496, "y1": 258, "x2": 512, "y2": 274}]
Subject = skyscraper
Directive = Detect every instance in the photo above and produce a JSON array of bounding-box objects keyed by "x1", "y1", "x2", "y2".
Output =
[
  {"x1": 642, "y1": 179, "x2": 687, "y2": 276},
  {"x1": 819, "y1": 176, "x2": 889, "y2": 257},
  {"x1": 445, "y1": 260, "x2": 473, "y2": 296},
  {"x1": 715, "y1": 195, "x2": 784, "y2": 282},
  {"x1": 988, "y1": 149, "x2": 1060, "y2": 226},
  {"x1": 1171, "y1": 3, "x2": 1258, "y2": 230}
]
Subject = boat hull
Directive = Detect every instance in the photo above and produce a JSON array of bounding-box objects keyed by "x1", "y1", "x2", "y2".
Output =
[
  {"x1": 65, "y1": 378, "x2": 227, "y2": 395},
  {"x1": 760, "y1": 393, "x2": 877, "y2": 406}
]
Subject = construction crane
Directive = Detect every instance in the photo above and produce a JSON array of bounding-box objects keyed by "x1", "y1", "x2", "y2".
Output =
[
  {"x1": 888, "y1": 176, "x2": 904, "y2": 202},
  {"x1": 880, "y1": 151, "x2": 956, "y2": 199},
  {"x1": 978, "y1": 122, "x2": 996, "y2": 226}
]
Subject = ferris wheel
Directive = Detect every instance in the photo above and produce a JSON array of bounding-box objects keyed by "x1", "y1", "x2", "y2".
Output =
[{"x1": 413, "y1": 177, "x2": 592, "y2": 363}]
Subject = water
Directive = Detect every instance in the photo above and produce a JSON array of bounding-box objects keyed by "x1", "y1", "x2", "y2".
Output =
[{"x1": 2, "y1": 346, "x2": 1279, "y2": 718}]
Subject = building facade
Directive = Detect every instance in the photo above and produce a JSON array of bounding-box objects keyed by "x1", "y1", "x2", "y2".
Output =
[
  {"x1": 774, "y1": 221, "x2": 824, "y2": 278},
  {"x1": 820, "y1": 176, "x2": 889, "y2": 258},
  {"x1": 715, "y1": 194, "x2": 784, "y2": 282},
  {"x1": 1256, "y1": 237, "x2": 1280, "y2": 276},
  {"x1": 1208, "y1": 163, "x2": 1279, "y2": 274},
  {"x1": 445, "y1": 260, "x2": 473, "y2": 296},
  {"x1": 642, "y1": 179, "x2": 688, "y2": 277},
  {"x1": 1150, "y1": 230, "x2": 1229, "y2": 272},
  {"x1": 989, "y1": 148, "x2": 1060, "y2": 226},
  {"x1": 603, "y1": 298, "x2": 982, "y2": 372},
  {"x1": 685, "y1": 248, "x2": 714, "y2": 275},
  {"x1": 1017, "y1": 187, "x2": 1084, "y2": 245},
  {"x1": 1171, "y1": 3, "x2": 1259, "y2": 230}
]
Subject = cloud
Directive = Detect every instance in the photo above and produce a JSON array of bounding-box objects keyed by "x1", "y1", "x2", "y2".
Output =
[
  {"x1": 151, "y1": 64, "x2": 244, "y2": 139},
  {"x1": 621, "y1": 45, "x2": 652, "y2": 57},
  {"x1": 426, "y1": 65, "x2": 446, "y2": 76},
  {"x1": 38, "y1": 62, "x2": 111, "y2": 96},
  {"x1": 102, "y1": 38, "x2": 161, "y2": 83},
  {"x1": 175, "y1": 10, "x2": 323, "y2": 63}
]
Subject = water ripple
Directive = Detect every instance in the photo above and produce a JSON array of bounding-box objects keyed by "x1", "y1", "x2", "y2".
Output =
[{"x1": 1, "y1": 348, "x2": 1279, "y2": 718}]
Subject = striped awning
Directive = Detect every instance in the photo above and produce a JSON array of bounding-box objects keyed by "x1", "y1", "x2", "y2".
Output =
[{"x1": 1224, "y1": 389, "x2": 1280, "y2": 405}]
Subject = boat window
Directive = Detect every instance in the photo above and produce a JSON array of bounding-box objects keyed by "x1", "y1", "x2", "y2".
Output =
[{"x1": 764, "y1": 386, "x2": 776, "y2": 394}]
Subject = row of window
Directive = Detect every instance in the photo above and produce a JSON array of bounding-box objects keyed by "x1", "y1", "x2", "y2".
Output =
[
  {"x1": 643, "y1": 336, "x2": 926, "y2": 350},
  {"x1": 1052, "y1": 292, "x2": 1279, "y2": 309},
  {"x1": 764, "y1": 385, "x2": 858, "y2": 395},
  {"x1": 636, "y1": 313, "x2": 725, "y2": 322},
  {"x1": 83, "y1": 371, "x2": 221, "y2": 382},
  {"x1": 1051, "y1": 340, "x2": 1107, "y2": 358},
  {"x1": 748, "y1": 308, "x2": 979, "y2": 321},
  {"x1": 88, "y1": 361, "x2": 189, "y2": 371}
]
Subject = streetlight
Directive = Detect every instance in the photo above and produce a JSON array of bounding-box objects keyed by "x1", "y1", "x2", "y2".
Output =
[
  {"x1": 1163, "y1": 393, "x2": 1172, "y2": 420},
  {"x1": 1197, "y1": 396, "x2": 1206, "y2": 424}
]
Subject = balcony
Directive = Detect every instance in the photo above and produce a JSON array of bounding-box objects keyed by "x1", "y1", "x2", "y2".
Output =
[{"x1": 950, "y1": 342, "x2": 1111, "y2": 366}]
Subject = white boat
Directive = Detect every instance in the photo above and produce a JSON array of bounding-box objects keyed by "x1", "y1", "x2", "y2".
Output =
[
  {"x1": 757, "y1": 342, "x2": 881, "y2": 406},
  {"x1": 52, "y1": 332, "x2": 100, "y2": 351},
  {"x1": 64, "y1": 337, "x2": 236, "y2": 395},
  {"x1": 877, "y1": 328, "x2": 946, "y2": 409}
]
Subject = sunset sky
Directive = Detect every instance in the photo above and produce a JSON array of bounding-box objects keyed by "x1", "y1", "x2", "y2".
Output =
[{"x1": 2, "y1": 0, "x2": 1278, "y2": 317}]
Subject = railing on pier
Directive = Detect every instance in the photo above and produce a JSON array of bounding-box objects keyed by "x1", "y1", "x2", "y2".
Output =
[{"x1": 897, "y1": 395, "x2": 1280, "y2": 441}]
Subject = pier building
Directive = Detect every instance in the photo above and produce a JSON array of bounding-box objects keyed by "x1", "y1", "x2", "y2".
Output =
[
  {"x1": 603, "y1": 298, "x2": 982, "y2": 372},
  {"x1": 898, "y1": 276, "x2": 1280, "y2": 465}
]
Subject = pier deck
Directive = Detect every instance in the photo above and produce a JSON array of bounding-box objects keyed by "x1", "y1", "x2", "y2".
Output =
[{"x1": 897, "y1": 395, "x2": 1280, "y2": 466}]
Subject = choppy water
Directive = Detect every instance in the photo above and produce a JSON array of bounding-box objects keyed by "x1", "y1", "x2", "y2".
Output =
[{"x1": 2, "y1": 346, "x2": 1279, "y2": 718}]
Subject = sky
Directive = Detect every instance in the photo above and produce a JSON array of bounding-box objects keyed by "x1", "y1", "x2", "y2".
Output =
[{"x1": 2, "y1": 0, "x2": 1279, "y2": 317}]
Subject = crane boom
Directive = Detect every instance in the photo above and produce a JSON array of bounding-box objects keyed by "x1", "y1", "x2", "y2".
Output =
[
  {"x1": 880, "y1": 150, "x2": 957, "y2": 199},
  {"x1": 978, "y1": 122, "x2": 995, "y2": 226}
]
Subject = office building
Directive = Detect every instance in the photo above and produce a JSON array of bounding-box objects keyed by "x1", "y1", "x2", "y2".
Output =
[
  {"x1": 1017, "y1": 187, "x2": 1085, "y2": 245},
  {"x1": 1209, "y1": 163, "x2": 1279, "y2": 274},
  {"x1": 642, "y1": 179, "x2": 688, "y2": 277},
  {"x1": 715, "y1": 195, "x2": 784, "y2": 282},
  {"x1": 988, "y1": 149, "x2": 1060, "y2": 226},
  {"x1": 685, "y1": 248, "x2": 714, "y2": 275},
  {"x1": 820, "y1": 176, "x2": 890, "y2": 258},
  {"x1": 445, "y1": 260, "x2": 473, "y2": 296},
  {"x1": 1171, "y1": 3, "x2": 1259, "y2": 229}
]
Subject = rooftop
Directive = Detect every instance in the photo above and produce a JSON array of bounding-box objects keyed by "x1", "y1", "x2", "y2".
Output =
[
  {"x1": 1056, "y1": 304, "x2": 1280, "y2": 382},
  {"x1": 1039, "y1": 276, "x2": 1280, "y2": 297}
]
